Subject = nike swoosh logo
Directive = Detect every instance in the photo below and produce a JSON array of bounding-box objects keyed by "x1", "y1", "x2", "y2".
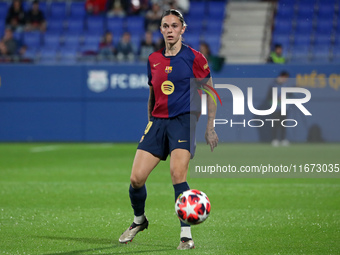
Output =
[
  {"x1": 153, "y1": 63, "x2": 160, "y2": 67},
  {"x1": 178, "y1": 140, "x2": 187, "y2": 143}
]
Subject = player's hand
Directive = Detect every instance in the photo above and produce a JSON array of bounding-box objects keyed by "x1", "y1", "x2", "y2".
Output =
[{"x1": 205, "y1": 128, "x2": 218, "y2": 152}]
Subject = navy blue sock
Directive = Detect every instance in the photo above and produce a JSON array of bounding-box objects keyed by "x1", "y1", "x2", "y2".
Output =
[
  {"x1": 173, "y1": 182, "x2": 190, "y2": 227},
  {"x1": 129, "y1": 184, "x2": 147, "y2": 216}
]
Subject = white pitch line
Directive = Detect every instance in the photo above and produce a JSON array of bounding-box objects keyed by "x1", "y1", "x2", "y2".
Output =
[{"x1": 30, "y1": 145, "x2": 61, "y2": 153}]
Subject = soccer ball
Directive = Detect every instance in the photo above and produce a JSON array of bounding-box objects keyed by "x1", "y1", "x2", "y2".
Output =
[{"x1": 175, "y1": 189, "x2": 211, "y2": 225}]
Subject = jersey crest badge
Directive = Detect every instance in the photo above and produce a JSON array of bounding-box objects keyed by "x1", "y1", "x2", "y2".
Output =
[{"x1": 165, "y1": 66, "x2": 173, "y2": 73}]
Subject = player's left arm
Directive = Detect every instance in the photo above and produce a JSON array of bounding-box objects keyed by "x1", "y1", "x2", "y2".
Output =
[
  {"x1": 193, "y1": 50, "x2": 219, "y2": 151},
  {"x1": 204, "y1": 77, "x2": 219, "y2": 152}
]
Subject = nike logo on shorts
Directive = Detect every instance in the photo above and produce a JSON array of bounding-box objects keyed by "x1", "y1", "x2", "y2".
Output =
[{"x1": 178, "y1": 140, "x2": 187, "y2": 143}]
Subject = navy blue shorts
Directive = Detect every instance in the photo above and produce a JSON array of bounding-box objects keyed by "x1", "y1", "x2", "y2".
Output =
[{"x1": 137, "y1": 113, "x2": 198, "y2": 161}]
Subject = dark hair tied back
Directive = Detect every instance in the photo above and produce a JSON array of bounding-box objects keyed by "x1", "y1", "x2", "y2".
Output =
[{"x1": 161, "y1": 9, "x2": 187, "y2": 27}]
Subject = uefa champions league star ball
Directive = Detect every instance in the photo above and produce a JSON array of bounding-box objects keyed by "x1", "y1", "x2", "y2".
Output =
[{"x1": 175, "y1": 189, "x2": 211, "y2": 225}]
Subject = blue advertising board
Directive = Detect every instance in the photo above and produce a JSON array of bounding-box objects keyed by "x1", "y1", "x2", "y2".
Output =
[{"x1": 0, "y1": 63, "x2": 339, "y2": 142}]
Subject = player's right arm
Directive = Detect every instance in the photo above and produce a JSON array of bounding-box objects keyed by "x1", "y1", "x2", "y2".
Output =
[
  {"x1": 148, "y1": 86, "x2": 155, "y2": 121},
  {"x1": 147, "y1": 57, "x2": 155, "y2": 121}
]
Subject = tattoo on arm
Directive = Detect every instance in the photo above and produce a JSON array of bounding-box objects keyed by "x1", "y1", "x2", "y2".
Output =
[{"x1": 206, "y1": 78, "x2": 217, "y2": 129}]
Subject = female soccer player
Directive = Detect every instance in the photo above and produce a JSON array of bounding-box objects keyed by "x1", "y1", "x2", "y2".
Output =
[{"x1": 119, "y1": 9, "x2": 218, "y2": 250}]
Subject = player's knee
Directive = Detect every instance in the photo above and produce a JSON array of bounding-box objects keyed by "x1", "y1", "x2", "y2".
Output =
[
  {"x1": 170, "y1": 168, "x2": 187, "y2": 184},
  {"x1": 130, "y1": 175, "x2": 145, "y2": 189}
]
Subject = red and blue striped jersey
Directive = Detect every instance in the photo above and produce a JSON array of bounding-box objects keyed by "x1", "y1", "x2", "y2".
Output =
[{"x1": 147, "y1": 44, "x2": 211, "y2": 118}]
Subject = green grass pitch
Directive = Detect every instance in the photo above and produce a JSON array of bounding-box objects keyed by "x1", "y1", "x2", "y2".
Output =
[{"x1": 0, "y1": 143, "x2": 339, "y2": 255}]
